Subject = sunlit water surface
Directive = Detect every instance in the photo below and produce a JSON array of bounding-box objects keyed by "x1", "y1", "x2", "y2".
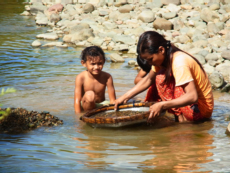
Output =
[{"x1": 1, "y1": 1, "x2": 230, "y2": 172}]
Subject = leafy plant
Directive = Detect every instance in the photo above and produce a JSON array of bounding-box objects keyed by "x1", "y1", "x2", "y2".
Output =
[{"x1": 0, "y1": 87, "x2": 16, "y2": 120}]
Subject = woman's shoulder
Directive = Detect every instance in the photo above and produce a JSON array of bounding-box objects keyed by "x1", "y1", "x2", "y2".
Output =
[{"x1": 172, "y1": 51, "x2": 193, "y2": 65}]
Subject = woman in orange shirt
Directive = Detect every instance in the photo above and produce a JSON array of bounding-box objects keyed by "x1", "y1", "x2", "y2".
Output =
[{"x1": 114, "y1": 31, "x2": 214, "y2": 123}]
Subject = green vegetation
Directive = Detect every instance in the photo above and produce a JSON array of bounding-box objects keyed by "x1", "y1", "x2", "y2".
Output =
[{"x1": 0, "y1": 87, "x2": 16, "y2": 120}]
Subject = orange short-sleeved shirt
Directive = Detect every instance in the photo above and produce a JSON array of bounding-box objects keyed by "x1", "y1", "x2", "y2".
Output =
[{"x1": 152, "y1": 52, "x2": 214, "y2": 118}]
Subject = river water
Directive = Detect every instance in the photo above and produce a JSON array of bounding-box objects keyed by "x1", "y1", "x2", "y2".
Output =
[{"x1": 1, "y1": 1, "x2": 230, "y2": 172}]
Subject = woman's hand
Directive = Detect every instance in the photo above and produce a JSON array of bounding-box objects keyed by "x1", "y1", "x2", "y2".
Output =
[
  {"x1": 147, "y1": 102, "x2": 164, "y2": 123},
  {"x1": 114, "y1": 97, "x2": 129, "y2": 111}
]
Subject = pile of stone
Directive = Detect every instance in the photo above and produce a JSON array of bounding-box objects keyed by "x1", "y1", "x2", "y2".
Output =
[
  {"x1": 21, "y1": 0, "x2": 230, "y2": 92},
  {"x1": 0, "y1": 108, "x2": 63, "y2": 133}
]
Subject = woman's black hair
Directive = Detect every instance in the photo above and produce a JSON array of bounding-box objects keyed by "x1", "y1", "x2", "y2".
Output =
[
  {"x1": 137, "y1": 31, "x2": 205, "y2": 84},
  {"x1": 81, "y1": 46, "x2": 105, "y2": 62},
  {"x1": 136, "y1": 54, "x2": 151, "y2": 73}
]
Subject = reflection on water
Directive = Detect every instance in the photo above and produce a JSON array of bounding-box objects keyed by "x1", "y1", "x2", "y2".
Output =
[{"x1": 1, "y1": 0, "x2": 230, "y2": 172}]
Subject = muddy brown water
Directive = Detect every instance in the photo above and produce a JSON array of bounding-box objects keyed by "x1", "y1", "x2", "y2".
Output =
[{"x1": 1, "y1": 1, "x2": 230, "y2": 172}]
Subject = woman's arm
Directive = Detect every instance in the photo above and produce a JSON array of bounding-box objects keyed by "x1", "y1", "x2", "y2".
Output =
[
  {"x1": 134, "y1": 69, "x2": 147, "y2": 85},
  {"x1": 148, "y1": 80, "x2": 198, "y2": 122},
  {"x1": 114, "y1": 70, "x2": 156, "y2": 110}
]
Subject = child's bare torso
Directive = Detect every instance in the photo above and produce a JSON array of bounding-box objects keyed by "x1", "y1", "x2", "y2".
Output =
[{"x1": 81, "y1": 71, "x2": 110, "y2": 103}]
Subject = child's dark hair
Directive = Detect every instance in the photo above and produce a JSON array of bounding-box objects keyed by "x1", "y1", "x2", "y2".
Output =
[
  {"x1": 81, "y1": 46, "x2": 105, "y2": 62},
  {"x1": 137, "y1": 55, "x2": 151, "y2": 73},
  {"x1": 137, "y1": 31, "x2": 205, "y2": 84}
]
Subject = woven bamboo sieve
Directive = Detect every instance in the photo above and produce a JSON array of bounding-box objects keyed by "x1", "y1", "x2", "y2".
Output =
[{"x1": 80, "y1": 102, "x2": 157, "y2": 126}]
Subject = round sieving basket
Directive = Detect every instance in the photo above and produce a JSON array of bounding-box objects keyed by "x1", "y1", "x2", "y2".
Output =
[{"x1": 80, "y1": 102, "x2": 165, "y2": 128}]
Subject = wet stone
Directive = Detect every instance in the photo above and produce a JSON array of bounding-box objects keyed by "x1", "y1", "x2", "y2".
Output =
[{"x1": 0, "y1": 108, "x2": 63, "y2": 133}]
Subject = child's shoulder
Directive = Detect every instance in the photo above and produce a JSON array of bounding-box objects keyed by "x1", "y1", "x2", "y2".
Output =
[
  {"x1": 101, "y1": 71, "x2": 112, "y2": 78},
  {"x1": 75, "y1": 71, "x2": 87, "y2": 81}
]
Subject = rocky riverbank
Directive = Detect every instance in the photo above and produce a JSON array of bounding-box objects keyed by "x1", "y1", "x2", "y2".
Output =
[
  {"x1": 0, "y1": 108, "x2": 63, "y2": 133},
  {"x1": 21, "y1": 0, "x2": 230, "y2": 92}
]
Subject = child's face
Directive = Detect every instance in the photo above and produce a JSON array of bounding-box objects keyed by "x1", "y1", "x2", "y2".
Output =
[{"x1": 81, "y1": 56, "x2": 105, "y2": 76}]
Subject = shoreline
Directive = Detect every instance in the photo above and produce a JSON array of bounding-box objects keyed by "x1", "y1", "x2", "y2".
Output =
[{"x1": 20, "y1": 0, "x2": 230, "y2": 93}]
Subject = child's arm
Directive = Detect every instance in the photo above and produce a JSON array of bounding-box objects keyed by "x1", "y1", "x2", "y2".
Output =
[
  {"x1": 106, "y1": 75, "x2": 116, "y2": 104},
  {"x1": 134, "y1": 69, "x2": 147, "y2": 85},
  {"x1": 74, "y1": 75, "x2": 83, "y2": 114}
]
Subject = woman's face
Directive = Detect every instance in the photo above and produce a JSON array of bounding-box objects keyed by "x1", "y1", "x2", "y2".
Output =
[{"x1": 140, "y1": 46, "x2": 165, "y2": 67}]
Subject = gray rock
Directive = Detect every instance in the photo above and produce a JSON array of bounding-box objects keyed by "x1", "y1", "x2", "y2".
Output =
[
  {"x1": 138, "y1": 10, "x2": 155, "y2": 23},
  {"x1": 194, "y1": 54, "x2": 206, "y2": 65},
  {"x1": 175, "y1": 35, "x2": 190, "y2": 44},
  {"x1": 36, "y1": 32, "x2": 59, "y2": 40},
  {"x1": 191, "y1": 34, "x2": 208, "y2": 42},
  {"x1": 209, "y1": 3, "x2": 220, "y2": 11},
  {"x1": 145, "y1": 1, "x2": 162, "y2": 8},
  {"x1": 162, "y1": 12, "x2": 177, "y2": 20},
  {"x1": 205, "y1": 53, "x2": 219, "y2": 61},
  {"x1": 71, "y1": 29, "x2": 94, "y2": 42},
  {"x1": 165, "y1": 3, "x2": 181, "y2": 13},
  {"x1": 161, "y1": 0, "x2": 180, "y2": 5},
  {"x1": 50, "y1": 13, "x2": 61, "y2": 24},
  {"x1": 117, "y1": 13, "x2": 131, "y2": 21},
  {"x1": 83, "y1": 3, "x2": 95, "y2": 13},
  {"x1": 203, "y1": 63, "x2": 215, "y2": 74},
  {"x1": 209, "y1": 71, "x2": 224, "y2": 88},
  {"x1": 110, "y1": 53, "x2": 125, "y2": 63},
  {"x1": 69, "y1": 23, "x2": 90, "y2": 34},
  {"x1": 173, "y1": 19, "x2": 185, "y2": 31},
  {"x1": 153, "y1": 18, "x2": 173, "y2": 31},
  {"x1": 112, "y1": 35, "x2": 135, "y2": 45},
  {"x1": 208, "y1": 60, "x2": 219, "y2": 67},
  {"x1": 103, "y1": 21, "x2": 117, "y2": 30},
  {"x1": 192, "y1": 40, "x2": 208, "y2": 48},
  {"x1": 89, "y1": 37, "x2": 104, "y2": 46},
  {"x1": 215, "y1": 63, "x2": 230, "y2": 79},
  {"x1": 128, "y1": 60, "x2": 136, "y2": 65},
  {"x1": 187, "y1": 48, "x2": 203, "y2": 55},
  {"x1": 198, "y1": 50, "x2": 209, "y2": 57},
  {"x1": 109, "y1": 11, "x2": 120, "y2": 21},
  {"x1": 30, "y1": 2, "x2": 47, "y2": 14},
  {"x1": 200, "y1": 8, "x2": 219, "y2": 23},
  {"x1": 99, "y1": 10, "x2": 109, "y2": 16},
  {"x1": 207, "y1": 22, "x2": 220, "y2": 34},
  {"x1": 223, "y1": 4, "x2": 230, "y2": 12},
  {"x1": 31, "y1": 40, "x2": 41, "y2": 47},
  {"x1": 128, "y1": 45, "x2": 137, "y2": 54},
  {"x1": 20, "y1": 11, "x2": 31, "y2": 16},
  {"x1": 221, "y1": 50, "x2": 230, "y2": 60}
]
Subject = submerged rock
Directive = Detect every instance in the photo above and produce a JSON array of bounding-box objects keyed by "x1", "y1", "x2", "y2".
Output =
[{"x1": 0, "y1": 108, "x2": 63, "y2": 133}]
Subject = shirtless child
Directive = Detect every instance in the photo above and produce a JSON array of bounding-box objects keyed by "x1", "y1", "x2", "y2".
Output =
[{"x1": 74, "y1": 46, "x2": 116, "y2": 114}]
